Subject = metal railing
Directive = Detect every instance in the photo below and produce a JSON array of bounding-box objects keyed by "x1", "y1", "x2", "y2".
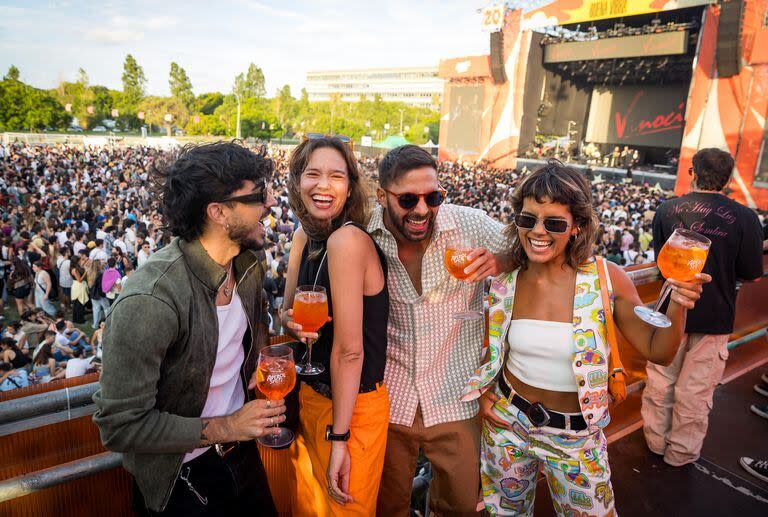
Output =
[{"x1": 0, "y1": 452, "x2": 122, "y2": 503}]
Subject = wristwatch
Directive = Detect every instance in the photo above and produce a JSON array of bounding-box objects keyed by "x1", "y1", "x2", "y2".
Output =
[{"x1": 325, "y1": 425, "x2": 350, "y2": 442}]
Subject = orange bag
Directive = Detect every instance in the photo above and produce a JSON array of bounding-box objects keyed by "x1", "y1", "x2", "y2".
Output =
[{"x1": 596, "y1": 257, "x2": 627, "y2": 405}]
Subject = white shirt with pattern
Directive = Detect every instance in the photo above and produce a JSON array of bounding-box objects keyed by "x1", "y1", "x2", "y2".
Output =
[{"x1": 368, "y1": 203, "x2": 510, "y2": 427}]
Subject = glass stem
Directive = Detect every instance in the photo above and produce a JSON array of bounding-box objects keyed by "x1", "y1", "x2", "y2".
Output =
[
  {"x1": 653, "y1": 281, "x2": 673, "y2": 313},
  {"x1": 306, "y1": 338, "x2": 314, "y2": 366}
]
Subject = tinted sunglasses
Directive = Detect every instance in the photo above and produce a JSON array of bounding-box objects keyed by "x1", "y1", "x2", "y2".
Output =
[
  {"x1": 303, "y1": 133, "x2": 354, "y2": 151},
  {"x1": 220, "y1": 178, "x2": 271, "y2": 205},
  {"x1": 382, "y1": 188, "x2": 446, "y2": 210},
  {"x1": 514, "y1": 213, "x2": 570, "y2": 234}
]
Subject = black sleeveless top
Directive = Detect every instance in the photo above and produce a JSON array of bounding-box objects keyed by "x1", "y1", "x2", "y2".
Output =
[{"x1": 296, "y1": 222, "x2": 389, "y2": 387}]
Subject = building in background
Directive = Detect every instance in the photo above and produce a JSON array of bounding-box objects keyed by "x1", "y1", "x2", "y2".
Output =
[{"x1": 305, "y1": 67, "x2": 443, "y2": 108}]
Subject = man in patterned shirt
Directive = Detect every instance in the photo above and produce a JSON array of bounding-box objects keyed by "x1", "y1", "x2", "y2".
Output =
[{"x1": 369, "y1": 145, "x2": 512, "y2": 515}]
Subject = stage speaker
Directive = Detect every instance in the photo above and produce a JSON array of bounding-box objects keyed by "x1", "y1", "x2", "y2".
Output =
[
  {"x1": 490, "y1": 31, "x2": 507, "y2": 84},
  {"x1": 716, "y1": 0, "x2": 743, "y2": 78}
]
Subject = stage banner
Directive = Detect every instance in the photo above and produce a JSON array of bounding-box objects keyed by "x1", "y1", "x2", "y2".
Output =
[
  {"x1": 519, "y1": 0, "x2": 713, "y2": 29},
  {"x1": 585, "y1": 85, "x2": 686, "y2": 148}
]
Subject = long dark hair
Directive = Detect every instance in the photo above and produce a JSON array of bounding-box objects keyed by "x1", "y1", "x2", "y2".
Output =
[
  {"x1": 504, "y1": 160, "x2": 598, "y2": 271},
  {"x1": 287, "y1": 137, "x2": 369, "y2": 248}
]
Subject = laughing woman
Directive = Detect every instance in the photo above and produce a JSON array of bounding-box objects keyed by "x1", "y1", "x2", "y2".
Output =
[
  {"x1": 462, "y1": 160, "x2": 710, "y2": 516},
  {"x1": 281, "y1": 135, "x2": 389, "y2": 516}
]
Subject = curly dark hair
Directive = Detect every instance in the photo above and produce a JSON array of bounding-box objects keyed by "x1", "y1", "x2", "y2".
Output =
[
  {"x1": 378, "y1": 145, "x2": 437, "y2": 188},
  {"x1": 150, "y1": 141, "x2": 274, "y2": 241},
  {"x1": 503, "y1": 159, "x2": 598, "y2": 271}
]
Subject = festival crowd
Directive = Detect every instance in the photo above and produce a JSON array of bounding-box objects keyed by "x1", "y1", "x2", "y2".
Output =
[{"x1": 1, "y1": 138, "x2": 766, "y2": 516}]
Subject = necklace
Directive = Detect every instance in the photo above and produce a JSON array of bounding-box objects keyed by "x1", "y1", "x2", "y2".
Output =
[{"x1": 221, "y1": 262, "x2": 234, "y2": 298}]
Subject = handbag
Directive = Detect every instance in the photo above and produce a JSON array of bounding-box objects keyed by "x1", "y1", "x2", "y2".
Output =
[{"x1": 596, "y1": 256, "x2": 627, "y2": 405}]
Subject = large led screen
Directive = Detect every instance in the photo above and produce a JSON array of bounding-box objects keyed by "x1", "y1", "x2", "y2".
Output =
[
  {"x1": 585, "y1": 85, "x2": 686, "y2": 148},
  {"x1": 445, "y1": 86, "x2": 484, "y2": 156}
]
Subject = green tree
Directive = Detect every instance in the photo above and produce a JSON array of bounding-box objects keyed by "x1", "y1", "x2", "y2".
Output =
[
  {"x1": 193, "y1": 92, "x2": 224, "y2": 115},
  {"x1": 4, "y1": 65, "x2": 20, "y2": 82},
  {"x1": 169, "y1": 62, "x2": 194, "y2": 109},
  {"x1": 137, "y1": 95, "x2": 188, "y2": 134},
  {"x1": 233, "y1": 63, "x2": 266, "y2": 99},
  {"x1": 0, "y1": 79, "x2": 69, "y2": 131},
  {"x1": 121, "y1": 54, "x2": 146, "y2": 108}
]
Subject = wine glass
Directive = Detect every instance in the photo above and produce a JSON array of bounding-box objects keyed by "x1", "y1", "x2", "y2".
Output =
[
  {"x1": 293, "y1": 285, "x2": 329, "y2": 375},
  {"x1": 255, "y1": 344, "x2": 297, "y2": 448},
  {"x1": 445, "y1": 243, "x2": 482, "y2": 320},
  {"x1": 634, "y1": 228, "x2": 711, "y2": 328}
]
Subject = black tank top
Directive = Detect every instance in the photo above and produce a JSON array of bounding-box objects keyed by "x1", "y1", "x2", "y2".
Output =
[{"x1": 296, "y1": 222, "x2": 388, "y2": 387}]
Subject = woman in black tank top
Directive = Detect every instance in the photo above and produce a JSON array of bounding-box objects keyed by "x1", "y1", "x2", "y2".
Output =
[{"x1": 281, "y1": 136, "x2": 390, "y2": 515}]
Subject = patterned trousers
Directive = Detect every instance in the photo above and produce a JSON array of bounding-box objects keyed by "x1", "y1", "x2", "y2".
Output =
[{"x1": 481, "y1": 384, "x2": 617, "y2": 517}]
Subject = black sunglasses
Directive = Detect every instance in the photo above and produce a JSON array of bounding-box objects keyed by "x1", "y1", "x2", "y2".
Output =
[
  {"x1": 220, "y1": 178, "x2": 271, "y2": 205},
  {"x1": 382, "y1": 188, "x2": 446, "y2": 210},
  {"x1": 303, "y1": 133, "x2": 354, "y2": 151},
  {"x1": 514, "y1": 213, "x2": 570, "y2": 234}
]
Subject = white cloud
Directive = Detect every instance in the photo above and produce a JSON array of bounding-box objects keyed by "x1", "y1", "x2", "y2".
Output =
[
  {"x1": 85, "y1": 28, "x2": 144, "y2": 45},
  {"x1": 234, "y1": 0, "x2": 303, "y2": 19}
]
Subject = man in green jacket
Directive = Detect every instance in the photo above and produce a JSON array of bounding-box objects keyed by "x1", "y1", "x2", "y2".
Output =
[{"x1": 93, "y1": 142, "x2": 284, "y2": 515}]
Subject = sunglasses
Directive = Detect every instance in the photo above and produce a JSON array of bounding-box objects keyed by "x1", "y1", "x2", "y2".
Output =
[
  {"x1": 382, "y1": 188, "x2": 446, "y2": 210},
  {"x1": 514, "y1": 213, "x2": 570, "y2": 234},
  {"x1": 303, "y1": 133, "x2": 354, "y2": 151},
  {"x1": 220, "y1": 178, "x2": 271, "y2": 205}
]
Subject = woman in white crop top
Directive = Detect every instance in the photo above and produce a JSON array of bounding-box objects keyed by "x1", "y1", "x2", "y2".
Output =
[{"x1": 469, "y1": 161, "x2": 710, "y2": 517}]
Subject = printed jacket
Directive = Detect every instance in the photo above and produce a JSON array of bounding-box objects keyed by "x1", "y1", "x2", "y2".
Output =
[{"x1": 461, "y1": 258, "x2": 613, "y2": 431}]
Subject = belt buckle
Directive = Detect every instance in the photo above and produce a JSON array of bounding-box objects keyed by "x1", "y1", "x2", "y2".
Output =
[
  {"x1": 526, "y1": 402, "x2": 551, "y2": 428},
  {"x1": 215, "y1": 442, "x2": 237, "y2": 458}
]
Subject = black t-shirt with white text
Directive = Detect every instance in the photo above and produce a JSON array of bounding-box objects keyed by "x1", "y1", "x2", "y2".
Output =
[{"x1": 652, "y1": 192, "x2": 764, "y2": 334}]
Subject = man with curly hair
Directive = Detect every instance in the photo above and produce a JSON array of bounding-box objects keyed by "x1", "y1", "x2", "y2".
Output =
[{"x1": 94, "y1": 142, "x2": 283, "y2": 515}]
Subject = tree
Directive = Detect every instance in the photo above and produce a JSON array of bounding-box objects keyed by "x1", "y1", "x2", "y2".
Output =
[
  {"x1": 0, "y1": 79, "x2": 69, "y2": 131},
  {"x1": 76, "y1": 68, "x2": 89, "y2": 88},
  {"x1": 4, "y1": 65, "x2": 20, "y2": 82},
  {"x1": 193, "y1": 92, "x2": 224, "y2": 115},
  {"x1": 121, "y1": 54, "x2": 146, "y2": 108},
  {"x1": 169, "y1": 62, "x2": 194, "y2": 109},
  {"x1": 233, "y1": 63, "x2": 266, "y2": 99}
]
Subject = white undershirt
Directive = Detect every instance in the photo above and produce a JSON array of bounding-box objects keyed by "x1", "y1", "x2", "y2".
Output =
[
  {"x1": 184, "y1": 289, "x2": 248, "y2": 463},
  {"x1": 505, "y1": 319, "x2": 578, "y2": 392}
]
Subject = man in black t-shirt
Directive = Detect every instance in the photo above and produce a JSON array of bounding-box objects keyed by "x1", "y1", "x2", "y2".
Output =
[{"x1": 641, "y1": 148, "x2": 764, "y2": 466}]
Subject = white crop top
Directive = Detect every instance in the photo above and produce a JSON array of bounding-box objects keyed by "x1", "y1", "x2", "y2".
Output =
[{"x1": 505, "y1": 319, "x2": 578, "y2": 392}]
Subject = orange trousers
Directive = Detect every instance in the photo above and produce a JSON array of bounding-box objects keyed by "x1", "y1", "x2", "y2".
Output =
[{"x1": 295, "y1": 382, "x2": 389, "y2": 516}]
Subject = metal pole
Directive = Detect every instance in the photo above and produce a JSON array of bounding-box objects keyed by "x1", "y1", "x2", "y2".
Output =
[
  {"x1": 234, "y1": 92, "x2": 241, "y2": 140},
  {"x1": 0, "y1": 452, "x2": 123, "y2": 503},
  {"x1": 399, "y1": 109, "x2": 405, "y2": 135},
  {"x1": 0, "y1": 382, "x2": 99, "y2": 424}
]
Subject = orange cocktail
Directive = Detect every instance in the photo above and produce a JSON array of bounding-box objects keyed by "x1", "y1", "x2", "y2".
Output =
[
  {"x1": 255, "y1": 344, "x2": 296, "y2": 448},
  {"x1": 657, "y1": 243, "x2": 708, "y2": 282},
  {"x1": 445, "y1": 248, "x2": 475, "y2": 281},
  {"x1": 256, "y1": 358, "x2": 297, "y2": 400},
  {"x1": 293, "y1": 285, "x2": 328, "y2": 375},
  {"x1": 293, "y1": 290, "x2": 329, "y2": 333}
]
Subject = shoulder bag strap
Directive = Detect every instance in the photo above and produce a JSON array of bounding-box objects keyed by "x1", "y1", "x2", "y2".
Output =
[{"x1": 596, "y1": 256, "x2": 624, "y2": 375}]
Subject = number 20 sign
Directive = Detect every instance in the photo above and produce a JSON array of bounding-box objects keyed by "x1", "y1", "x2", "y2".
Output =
[{"x1": 481, "y1": 4, "x2": 505, "y2": 32}]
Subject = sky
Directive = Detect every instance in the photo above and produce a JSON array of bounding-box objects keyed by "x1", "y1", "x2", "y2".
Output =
[{"x1": 0, "y1": 0, "x2": 493, "y2": 97}]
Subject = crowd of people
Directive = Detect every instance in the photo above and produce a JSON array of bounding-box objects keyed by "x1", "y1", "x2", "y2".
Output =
[
  {"x1": 0, "y1": 139, "x2": 744, "y2": 391},
  {"x1": 1, "y1": 137, "x2": 766, "y2": 516}
]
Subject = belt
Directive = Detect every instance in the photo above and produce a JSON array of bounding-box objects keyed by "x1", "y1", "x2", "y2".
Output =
[
  {"x1": 305, "y1": 380, "x2": 382, "y2": 399},
  {"x1": 498, "y1": 377, "x2": 587, "y2": 431}
]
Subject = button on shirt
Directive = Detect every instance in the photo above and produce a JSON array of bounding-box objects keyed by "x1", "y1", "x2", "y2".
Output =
[{"x1": 368, "y1": 204, "x2": 510, "y2": 427}]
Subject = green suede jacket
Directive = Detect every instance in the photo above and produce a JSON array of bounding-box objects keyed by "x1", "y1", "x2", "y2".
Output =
[{"x1": 92, "y1": 237, "x2": 265, "y2": 512}]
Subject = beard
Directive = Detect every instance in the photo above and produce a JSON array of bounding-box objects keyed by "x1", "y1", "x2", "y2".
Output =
[
  {"x1": 227, "y1": 219, "x2": 264, "y2": 251},
  {"x1": 385, "y1": 198, "x2": 435, "y2": 243}
]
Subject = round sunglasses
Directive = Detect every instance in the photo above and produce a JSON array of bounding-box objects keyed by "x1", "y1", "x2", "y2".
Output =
[
  {"x1": 382, "y1": 188, "x2": 446, "y2": 210},
  {"x1": 513, "y1": 213, "x2": 570, "y2": 234}
]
